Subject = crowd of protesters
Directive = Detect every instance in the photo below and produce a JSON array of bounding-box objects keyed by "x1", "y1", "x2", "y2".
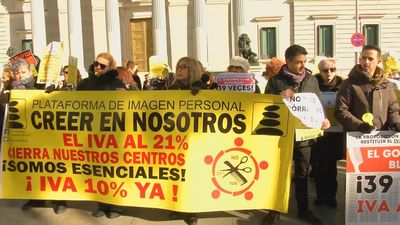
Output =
[{"x1": 1, "y1": 43, "x2": 400, "y2": 225}]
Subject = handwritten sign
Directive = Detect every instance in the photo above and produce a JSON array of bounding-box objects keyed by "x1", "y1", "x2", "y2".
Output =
[{"x1": 283, "y1": 93, "x2": 325, "y2": 128}]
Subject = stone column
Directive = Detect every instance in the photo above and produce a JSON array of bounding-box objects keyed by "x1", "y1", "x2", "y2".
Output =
[
  {"x1": 194, "y1": 0, "x2": 208, "y2": 68},
  {"x1": 31, "y1": 0, "x2": 47, "y2": 56},
  {"x1": 67, "y1": 0, "x2": 85, "y2": 72},
  {"x1": 106, "y1": 0, "x2": 122, "y2": 65},
  {"x1": 234, "y1": 0, "x2": 246, "y2": 55},
  {"x1": 152, "y1": 0, "x2": 168, "y2": 58}
]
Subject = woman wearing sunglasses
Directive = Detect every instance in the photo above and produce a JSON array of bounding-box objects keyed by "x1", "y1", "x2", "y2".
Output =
[
  {"x1": 311, "y1": 58, "x2": 344, "y2": 208},
  {"x1": 77, "y1": 53, "x2": 125, "y2": 91}
]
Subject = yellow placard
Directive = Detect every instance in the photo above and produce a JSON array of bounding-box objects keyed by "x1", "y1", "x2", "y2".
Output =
[
  {"x1": 37, "y1": 41, "x2": 63, "y2": 84},
  {"x1": 1, "y1": 91, "x2": 294, "y2": 213},
  {"x1": 67, "y1": 56, "x2": 78, "y2": 85}
]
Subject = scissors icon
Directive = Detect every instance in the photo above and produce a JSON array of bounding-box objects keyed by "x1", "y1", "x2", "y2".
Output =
[{"x1": 220, "y1": 156, "x2": 252, "y2": 185}]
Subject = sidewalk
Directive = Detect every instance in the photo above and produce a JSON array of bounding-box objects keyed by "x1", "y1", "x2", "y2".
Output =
[{"x1": 0, "y1": 161, "x2": 346, "y2": 225}]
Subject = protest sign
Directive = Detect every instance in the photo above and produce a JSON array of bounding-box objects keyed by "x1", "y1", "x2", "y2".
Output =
[
  {"x1": 37, "y1": 41, "x2": 63, "y2": 84},
  {"x1": 346, "y1": 131, "x2": 400, "y2": 225},
  {"x1": 283, "y1": 93, "x2": 325, "y2": 141},
  {"x1": 1, "y1": 90, "x2": 294, "y2": 213},
  {"x1": 216, "y1": 73, "x2": 256, "y2": 92},
  {"x1": 67, "y1": 56, "x2": 78, "y2": 85},
  {"x1": 8, "y1": 50, "x2": 38, "y2": 76}
]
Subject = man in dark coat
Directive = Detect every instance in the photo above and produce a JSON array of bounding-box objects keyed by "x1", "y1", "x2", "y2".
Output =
[
  {"x1": 335, "y1": 45, "x2": 400, "y2": 132},
  {"x1": 263, "y1": 45, "x2": 330, "y2": 225}
]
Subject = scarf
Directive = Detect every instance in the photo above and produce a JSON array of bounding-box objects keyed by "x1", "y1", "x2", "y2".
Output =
[
  {"x1": 283, "y1": 65, "x2": 306, "y2": 84},
  {"x1": 353, "y1": 65, "x2": 384, "y2": 85}
]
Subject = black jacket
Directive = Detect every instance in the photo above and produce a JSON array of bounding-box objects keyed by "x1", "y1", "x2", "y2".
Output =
[
  {"x1": 265, "y1": 66, "x2": 321, "y2": 99},
  {"x1": 77, "y1": 69, "x2": 126, "y2": 91},
  {"x1": 265, "y1": 66, "x2": 322, "y2": 147}
]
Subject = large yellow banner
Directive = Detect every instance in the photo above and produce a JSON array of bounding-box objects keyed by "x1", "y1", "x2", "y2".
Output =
[{"x1": 1, "y1": 90, "x2": 294, "y2": 213}]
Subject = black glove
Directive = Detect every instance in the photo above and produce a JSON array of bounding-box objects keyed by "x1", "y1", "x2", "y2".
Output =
[
  {"x1": 191, "y1": 88, "x2": 200, "y2": 96},
  {"x1": 358, "y1": 122, "x2": 375, "y2": 133},
  {"x1": 392, "y1": 123, "x2": 400, "y2": 132},
  {"x1": 45, "y1": 85, "x2": 56, "y2": 94}
]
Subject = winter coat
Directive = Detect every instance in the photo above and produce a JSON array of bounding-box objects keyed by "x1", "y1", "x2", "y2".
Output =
[
  {"x1": 315, "y1": 74, "x2": 343, "y2": 92},
  {"x1": 265, "y1": 66, "x2": 322, "y2": 147},
  {"x1": 335, "y1": 65, "x2": 400, "y2": 131},
  {"x1": 77, "y1": 69, "x2": 126, "y2": 91},
  {"x1": 265, "y1": 66, "x2": 321, "y2": 99},
  {"x1": 168, "y1": 80, "x2": 208, "y2": 90}
]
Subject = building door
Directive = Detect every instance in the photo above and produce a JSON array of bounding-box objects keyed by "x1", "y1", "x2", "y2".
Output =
[{"x1": 130, "y1": 18, "x2": 153, "y2": 72}]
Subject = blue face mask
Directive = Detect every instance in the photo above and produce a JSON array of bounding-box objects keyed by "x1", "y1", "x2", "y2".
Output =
[{"x1": 20, "y1": 75, "x2": 34, "y2": 85}]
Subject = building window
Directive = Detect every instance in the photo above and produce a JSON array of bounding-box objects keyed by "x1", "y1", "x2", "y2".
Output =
[
  {"x1": 317, "y1": 25, "x2": 333, "y2": 57},
  {"x1": 22, "y1": 39, "x2": 33, "y2": 52},
  {"x1": 363, "y1": 24, "x2": 379, "y2": 46},
  {"x1": 260, "y1": 27, "x2": 277, "y2": 59}
]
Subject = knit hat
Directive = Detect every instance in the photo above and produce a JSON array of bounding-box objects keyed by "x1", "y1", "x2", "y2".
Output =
[{"x1": 229, "y1": 56, "x2": 250, "y2": 71}]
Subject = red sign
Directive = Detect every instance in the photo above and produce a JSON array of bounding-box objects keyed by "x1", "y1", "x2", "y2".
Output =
[
  {"x1": 351, "y1": 33, "x2": 365, "y2": 47},
  {"x1": 8, "y1": 50, "x2": 37, "y2": 65}
]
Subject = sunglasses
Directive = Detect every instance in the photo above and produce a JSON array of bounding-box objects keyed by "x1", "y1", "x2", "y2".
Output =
[
  {"x1": 176, "y1": 64, "x2": 189, "y2": 70},
  {"x1": 321, "y1": 68, "x2": 336, "y2": 73},
  {"x1": 94, "y1": 61, "x2": 107, "y2": 70}
]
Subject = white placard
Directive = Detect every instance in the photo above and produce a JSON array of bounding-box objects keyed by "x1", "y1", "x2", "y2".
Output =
[
  {"x1": 216, "y1": 73, "x2": 256, "y2": 93},
  {"x1": 346, "y1": 131, "x2": 400, "y2": 225},
  {"x1": 283, "y1": 93, "x2": 325, "y2": 128}
]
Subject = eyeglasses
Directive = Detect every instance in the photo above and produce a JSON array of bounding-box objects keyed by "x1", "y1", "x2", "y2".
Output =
[
  {"x1": 94, "y1": 61, "x2": 107, "y2": 70},
  {"x1": 321, "y1": 68, "x2": 337, "y2": 73},
  {"x1": 176, "y1": 64, "x2": 189, "y2": 70},
  {"x1": 63, "y1": 71, "x2": 68, "y2": 74}
]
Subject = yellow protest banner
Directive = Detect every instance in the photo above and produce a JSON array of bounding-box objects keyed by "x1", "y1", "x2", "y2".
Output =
[{"x1": 1, "y1": 90, "x2": 294, "y2": 213}]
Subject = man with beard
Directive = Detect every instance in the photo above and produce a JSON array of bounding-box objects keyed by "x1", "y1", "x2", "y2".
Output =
[{"x1": 335, "y1": 45, "x2": 400, "y2": 133}]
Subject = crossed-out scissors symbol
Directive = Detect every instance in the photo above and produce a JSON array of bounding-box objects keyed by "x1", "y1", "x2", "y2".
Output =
[{"x1": 220, "y1": 156, "x2": 252, "y2": 185}]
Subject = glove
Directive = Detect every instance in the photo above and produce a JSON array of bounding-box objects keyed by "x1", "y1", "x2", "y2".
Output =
[
  {"x1": 358, "y1": 122, "x2": 375, "y2": 133},
  {"x1": 45, "y1": 85, "x2": 56, "y2": 94},
  {"x1": 392, "y1": 123, "x2": 400, "y2": 132},
  {"x1": 191, "y1": 88, "x2": 200, "y2": 96}
]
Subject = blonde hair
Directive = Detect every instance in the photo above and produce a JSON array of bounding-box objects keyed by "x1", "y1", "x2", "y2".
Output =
[
  {"x1": 173, "y1": 57, "x2": 202, "y2": 87},
  {"x1": 96, "y1": 52, "x2": 117, "y2": 69},
  {"x1": 318, "y1": 58, "x2": 336, "y2": 71}
]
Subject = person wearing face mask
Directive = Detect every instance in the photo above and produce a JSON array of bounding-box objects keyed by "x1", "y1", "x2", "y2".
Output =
[
  {"x1": 10, "y1": 59, "x2": 37, "y2": 90},
  {"x1": 263, "y1": 45, "x2": 330, "y2": 225},
  {"x1": 335, "y1": 45, "x2": 400, "y2": 133},
  {"x1": 310, "y1": 58, "x2": 344, "y2": 208},
  {"x1": 10, "y1": 59, "x2": 46, "y2": 211}
]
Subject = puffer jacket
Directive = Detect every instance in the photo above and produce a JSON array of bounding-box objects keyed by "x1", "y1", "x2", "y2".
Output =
[{"x1": 335, "y1": 65, "x2": 400, "y2": 131}]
